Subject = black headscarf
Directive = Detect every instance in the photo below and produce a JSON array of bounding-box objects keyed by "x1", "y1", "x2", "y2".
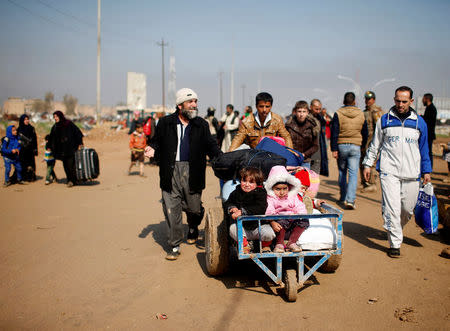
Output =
[
  {"x1": 18, "y1": 114, "x2": 35, "y2": 139},
  {"x1": 53, "y1": 110, "x2": 70, "y2": 127}
]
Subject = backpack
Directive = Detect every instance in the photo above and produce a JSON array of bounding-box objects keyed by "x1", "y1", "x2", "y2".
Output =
[
  {"x1": 143, "y1": 118, "x2": 152, "y2": 136},
  {"x1": 1, "y1": 136, "x2": 10, "y2": 157}
]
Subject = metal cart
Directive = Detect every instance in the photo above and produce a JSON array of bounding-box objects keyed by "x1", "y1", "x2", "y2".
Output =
[{"x1": 205, "y1": 203, "x2": 343, "y2": 302}]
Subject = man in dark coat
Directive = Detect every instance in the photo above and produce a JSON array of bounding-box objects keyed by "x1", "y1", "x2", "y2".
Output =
[
  {"x1": 310, "y1": 99, "x2": 329, "y2": 176},
  {"x1": 147, "y1": 88, "x2": 222, "y2": 260},
  {"x1": 422, "y1": 93, "x2": 437, "y2": 168}
]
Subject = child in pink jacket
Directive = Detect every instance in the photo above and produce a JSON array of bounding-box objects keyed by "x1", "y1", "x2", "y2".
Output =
[{"x1": 265, "y1": 165, "x2": 309, "y2": 253}]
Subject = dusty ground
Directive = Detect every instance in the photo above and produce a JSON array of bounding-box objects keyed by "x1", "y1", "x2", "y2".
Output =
[{"x1": 0, "y1": 127, "x2": 449, "y2": 330}]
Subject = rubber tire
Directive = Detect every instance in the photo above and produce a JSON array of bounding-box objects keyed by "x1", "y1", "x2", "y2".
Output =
[
  {"x1": 205, "y1": 207, "x2": 229, "y2": 276},
  {"x1": 284, "y1": 269, "x2": 298, "y2": 302},
  {"x1": 319, "y1": 231, "x2": 344, "y2": 273},
  {"x1": 319, "y1": 254, "x2": 343, "y2": 273}
]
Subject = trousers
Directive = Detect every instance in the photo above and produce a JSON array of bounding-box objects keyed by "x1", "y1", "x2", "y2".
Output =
[
  {"x1": 229, "y1": 223, "x2": 276, "y2": 242},
  {"x1": 380, "y1": 173, "x2": 420, "y2": 248},
  {"x1": 161, "y1": 162, "x2": 204, "y2": 247},
  {"x1": 337, "y1": 144, "x2": 361, "y2": 203},
  {"x1": 3, "y1": 157, "x2": 22, "y2": 182}
]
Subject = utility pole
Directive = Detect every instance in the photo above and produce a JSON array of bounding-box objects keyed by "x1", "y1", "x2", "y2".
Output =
[
  {"x1": 96, "y1": 0, "x2": 101, "y2": 123},
  {"x1": 241, "y1": 84, "x2": 246, "y2": 111},
  {"x1": 157, "y1": 38, "x2": 168, "y2": 111},
  {"x1": 230, "y1": 41, "x2": 234, "y2": 105},
  {"x1": 219, "y1": 71, "x2": 223, "y2": 118}
]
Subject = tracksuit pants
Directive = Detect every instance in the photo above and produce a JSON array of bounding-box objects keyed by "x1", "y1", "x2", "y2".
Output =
[
  {"x1": 162, "y1": 162, "x2": 204, "y2": 247},
  {"x1": 380, "y1": 173, "x2": 420, "y2": 249}
]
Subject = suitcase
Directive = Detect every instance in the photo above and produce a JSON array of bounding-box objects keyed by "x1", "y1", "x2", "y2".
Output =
[{"x1": 74, "y1": 148, "x2": 100, "y2": 181}]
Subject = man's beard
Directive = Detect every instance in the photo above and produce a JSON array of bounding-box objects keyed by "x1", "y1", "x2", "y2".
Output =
[{"x1": 181, "y1": 108, "x2": 198, "y2": 120}]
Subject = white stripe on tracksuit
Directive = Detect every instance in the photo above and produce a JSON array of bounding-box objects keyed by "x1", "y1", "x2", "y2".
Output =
[{"x1": 363, "y1": 108, "x2": 432, "y2": 249}]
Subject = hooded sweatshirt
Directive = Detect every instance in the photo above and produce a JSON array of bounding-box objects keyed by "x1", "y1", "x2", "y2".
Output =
[
  {"x1": 264, "y1": 165, "x2": 307, "y2": 216},
  {"x1": 2, "y1": 125, "x2": 21, "y2": 159}
]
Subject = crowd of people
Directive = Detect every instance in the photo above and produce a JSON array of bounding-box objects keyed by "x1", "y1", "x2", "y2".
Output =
[
  {"x1": 1, "y1": 85, "x2": 440, "y2": 260},
  {"x1": 143, "y1": 86, "x2": 437, "y2": 260},
  {"x1": 2, "y1": 111, "x2": 83, "y2": 187}
]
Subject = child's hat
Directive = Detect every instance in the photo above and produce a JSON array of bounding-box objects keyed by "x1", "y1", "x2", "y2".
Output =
[{"x1": 295, "y1": 169, "x2": 310, "y2": 187}]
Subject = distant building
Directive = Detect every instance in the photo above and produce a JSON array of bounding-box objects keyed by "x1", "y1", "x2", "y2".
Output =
[{"x1": 2, "y1": 97, "x2": 115, "y2": 117}]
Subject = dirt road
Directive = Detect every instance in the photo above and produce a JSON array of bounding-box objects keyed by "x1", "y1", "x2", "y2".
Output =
[{"x1": 0, "y1": 129, "x2": 449, "y2": 330}]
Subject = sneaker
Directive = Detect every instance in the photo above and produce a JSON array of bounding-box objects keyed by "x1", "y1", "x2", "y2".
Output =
[
  {"x1": 67, "y1": 181, "x2": 74, "y2": 188},
  {"x1": 345, "y1": 201, "x2": 356, "y2": 210},
  {"x1": 165, "y1": 246, "x2": 181, "y2": 260},
  {"x1": 273, "y1": 244, "x2": 285, "y2": 253},
  {"x1": 3, "y1": 181, "x2": 11, "y2": 187},
  {"x1": 17, "y1": 180, "x2": 26, "y2": 185},
  {"x1": 387, "y1": 248, "x2": 401, "y2": 258},
  {"x1": 45, "y1": 180, "x2": 51, "y2": 185},
  {"x1": 186, "y1": 226, "x2": 199, "y2": 244},
  {"x1": 288, "y1": 243, "x2": 302, "y2": 252}
]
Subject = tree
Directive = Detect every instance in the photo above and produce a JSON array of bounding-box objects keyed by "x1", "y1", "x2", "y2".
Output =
[
  {"x1": 32, "y1": 99, "x2": 46, "y2": 113},
  {"x1": 44, "y1": 91, "x2": 54, "y2": 112},
  {"x1": 63, "y1": 94, "x2": 78, "y2": 115}
]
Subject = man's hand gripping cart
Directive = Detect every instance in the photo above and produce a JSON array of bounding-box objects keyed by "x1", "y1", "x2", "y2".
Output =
[{"x1": 205, "y1": 204, "x2": 343, "y2": 302}]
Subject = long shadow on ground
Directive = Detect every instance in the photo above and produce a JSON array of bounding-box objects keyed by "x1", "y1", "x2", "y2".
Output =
[{"x1": 343, "y1": 221, "x2": 422, "y2": 253}]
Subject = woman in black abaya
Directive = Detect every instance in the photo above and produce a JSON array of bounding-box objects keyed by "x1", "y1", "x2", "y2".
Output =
[
  {"x1": 17, "y1": 114, "x2": 38, "y2": 181},
  {"x1": 48, "y1": 111, "x2": 83, "y2": 187}
]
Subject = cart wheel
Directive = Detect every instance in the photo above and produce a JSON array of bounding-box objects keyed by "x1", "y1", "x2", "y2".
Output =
[
  {"x1": 319, "y1": 254, "x2": 343, "y2": 273},
  {"x1": 284, "y1": 269, "x2": 298, "y2": 302},
  {"x1": 205, "y1": 207, "x2": 229, "y2": 276}
]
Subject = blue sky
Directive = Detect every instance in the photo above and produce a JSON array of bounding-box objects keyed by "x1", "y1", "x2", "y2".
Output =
[{"x1": 1, "y1": 0, "x2": 450, "y2": 117}]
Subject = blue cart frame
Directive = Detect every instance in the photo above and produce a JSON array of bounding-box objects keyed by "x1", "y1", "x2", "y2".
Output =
[{"x1": 235, "y1": 203, "x2": 343, "y2": 294}]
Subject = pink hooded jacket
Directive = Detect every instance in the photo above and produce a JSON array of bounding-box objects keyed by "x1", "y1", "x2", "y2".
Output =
[{"x1": 264, "y1": 165, "x2": 307, "y2": 216}]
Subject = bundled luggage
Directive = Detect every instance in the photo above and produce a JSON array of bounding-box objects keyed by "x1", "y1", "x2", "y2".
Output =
[
  {"x1": 255, "y1": 137, "x2": 304, "y2": 166},
  {"x1": 212, "y1": 149, "x2": 286, "y2": 180},
  {"x1": 74, "y1": 148, "x2": 100, "y2": 181}
]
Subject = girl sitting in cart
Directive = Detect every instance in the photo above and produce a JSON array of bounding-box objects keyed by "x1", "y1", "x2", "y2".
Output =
[
  {"x1": 265, "y1": 165, "x2": 309, "y2": 253},
  {"x1": 224, "y1": 166, "x2": 276, "y2": 253}
]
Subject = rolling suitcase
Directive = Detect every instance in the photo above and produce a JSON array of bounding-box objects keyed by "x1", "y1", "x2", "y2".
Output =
[{"x1": 74, "y1": 148, "x2": 100, "y2": 181}]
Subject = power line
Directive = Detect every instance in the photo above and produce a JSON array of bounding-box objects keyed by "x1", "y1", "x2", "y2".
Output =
[
  {"x1": 6, "y1": 0, "x2": 83, "y2": 34},
  {"x1": 8, "y1": 0, "x2": 156, "y2": 46},
  {"x1": 34, "y1": 0, "x2": 97, "y2": 28}
]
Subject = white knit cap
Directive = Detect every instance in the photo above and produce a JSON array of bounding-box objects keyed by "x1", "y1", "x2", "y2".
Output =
[{"x1": 176, "y1": 88, "x2": 198, "y2": 105}]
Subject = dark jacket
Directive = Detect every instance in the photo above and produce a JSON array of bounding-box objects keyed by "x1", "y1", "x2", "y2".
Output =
[
  {"x1": 49, "y1": 120, "x2": 83, "y2": 160},
  {"x1": 285, "y1": 115, "x2": 319, "y2": 161},
  {"x1": 423, "y1": 103, "x2": 437, "y2": 141},
  {"x1": 223, "y1": 185, "x2": 268, "y2": 230},
  {"x1": 314, "y1": 113, "x2": 329, "y2": 176},
  {"x1": 150, "y1": 111, "x2": 222, "y2": 193}
]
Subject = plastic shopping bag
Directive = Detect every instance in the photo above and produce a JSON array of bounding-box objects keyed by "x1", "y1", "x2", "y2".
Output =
[{"x1": 414, "y1": 183, "x2": 439, "y2": 234}]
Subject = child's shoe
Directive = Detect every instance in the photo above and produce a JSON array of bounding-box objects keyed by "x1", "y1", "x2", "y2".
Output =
[
  {"x1": 261, "y1": 241, "x2": 272, "y2": 253},
  {"x1": 288, "y1": 243, "x2": 302, "y2": 252},
  {"x1": 261, "y1": 246, "x2": 271, "y2": 253},
  {"x1": 273, "y1": 244, "x2": 285, "y2": 253}
]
